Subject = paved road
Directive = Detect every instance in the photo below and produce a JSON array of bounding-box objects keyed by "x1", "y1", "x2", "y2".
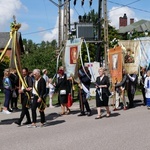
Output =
[{"x1": 0, "y1": 95, "x2": 150, "y2": 150}]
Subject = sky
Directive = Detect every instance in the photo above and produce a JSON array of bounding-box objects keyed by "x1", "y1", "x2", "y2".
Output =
[{"x1": 0, "y1": 0, "x2": 149, "y2": 44}]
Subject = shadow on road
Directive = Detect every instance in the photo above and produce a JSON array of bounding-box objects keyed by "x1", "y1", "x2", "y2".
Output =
[
  {"x1": 0, "y1": 118, "x2": 18, "y2": 125},
  {"x1": 44, "y1": 120, "x2": 66, "y2": 127}
]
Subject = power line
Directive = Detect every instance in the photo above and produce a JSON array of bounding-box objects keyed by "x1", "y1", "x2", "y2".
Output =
[
  {"x1": 22, "y1": 0, "x2": 150, "y2": 36},
  {"x1": 22, "y1": 27, "x2": 57, "y2": 35},
  {"x1": 108, "y1": 0, "x2": 150, "y2": 14},
  {"x1": 108, "y1": 0, "x2": 141, "y2": 12}
]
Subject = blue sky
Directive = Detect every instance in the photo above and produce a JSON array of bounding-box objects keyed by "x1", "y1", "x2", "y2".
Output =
[{"x1": 0, "y1": 0, "x2": 149, "y2": 44}]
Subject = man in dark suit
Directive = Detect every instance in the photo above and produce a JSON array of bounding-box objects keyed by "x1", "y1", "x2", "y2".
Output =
[
  {"x1": 126, "y1": 73, "x2": 138, "y2": 108},
  {"x1": 78, "y1": 66, "x2": 91, "y2": 116},
  {"x1": 14, "y1": 68, "x2": 33, "y2": 126},
  {"x1": 28, "y1": 69, "x2": 46, "y2": 128}
]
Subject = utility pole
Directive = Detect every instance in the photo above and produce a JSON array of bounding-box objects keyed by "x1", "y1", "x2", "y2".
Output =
[
  {"x1": 49, "y1": 0, "x2": 64, "y2": 48},
  {"x1": 58, "y1": 0, "x2": 62, "y2": 47},
  {"x1": 96, "y1": 0, "x2": 103, "y2": 66},
  {"x1": 103, "y1": 0, "x2": 108, "y2": 69},
  {"x1": 63, "y1": 0, "x2": 70, "y2": 43}
]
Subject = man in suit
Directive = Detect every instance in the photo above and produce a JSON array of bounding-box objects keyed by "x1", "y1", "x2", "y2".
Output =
[
  {"x1": 14, "y1": 68, "x2": 33, "y2": 126},
  {"x1": 28, "y1": 69, "x2": 46, "y2": 128},
  {"x1": 126, "y1": 73, "x2": 138, "y2": 108},
  {"x1": 78, "y1": 66, "x2": 92, "y2": 116}
]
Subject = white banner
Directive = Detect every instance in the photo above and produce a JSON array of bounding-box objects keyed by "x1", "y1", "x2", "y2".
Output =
[
  {"x1": 136, "y1": 37, "x2": 150, "y2": 68},
  {"x1": 64, "y1": 38, "x2": 83, "y2": 77}
]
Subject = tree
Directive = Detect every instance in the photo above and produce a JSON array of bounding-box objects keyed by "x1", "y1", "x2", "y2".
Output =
[{"x1": 21, "y1": 39, "x2": 58, "y2": 77}]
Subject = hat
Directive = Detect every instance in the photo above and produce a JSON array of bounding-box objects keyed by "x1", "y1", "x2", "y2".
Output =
[{"x1": 42, "y1": 69, "x2": 47, "y2": 73}]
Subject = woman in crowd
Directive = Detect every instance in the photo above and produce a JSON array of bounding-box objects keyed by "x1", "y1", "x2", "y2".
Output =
[
  {"x1": 2, "y1": 68, "x2": 12, "y2": 114},
  {"x1": 95, "y1": 67, "x2": 111, "y2": 119},
  {"x1": 56, "y1": 69, "x2": 70, "y2": 115},
  {"x1": 144, "y1": 70, "x2": 150, "y2": 109}
]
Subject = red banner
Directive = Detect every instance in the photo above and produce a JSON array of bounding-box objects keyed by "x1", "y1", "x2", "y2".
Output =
[{"x1": 108, "y1": 46, "x2": 123, "y2": 84}]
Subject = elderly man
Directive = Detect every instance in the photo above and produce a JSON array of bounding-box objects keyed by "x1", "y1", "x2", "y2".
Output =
[{"x1": 28, "y1": 69, "x2": 46, "y2": 128}]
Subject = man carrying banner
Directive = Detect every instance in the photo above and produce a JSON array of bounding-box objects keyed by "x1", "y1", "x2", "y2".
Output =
[
  {"x1": 78, "y1": 66, "x2": 92, "y2": 116},
  {"x1": 14, "y1": 68, "x2": 33, "y2": 126},
  {"x1": 126, "y1": 72, "x2": 138, "y2": 108},
  {"x1": 115, "y1": 69, "x2": 128, "y2": 110}
]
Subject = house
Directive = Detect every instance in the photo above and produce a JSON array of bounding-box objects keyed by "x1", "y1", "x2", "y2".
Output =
[
  {"x1": 0, "y1": 32, "x2": 24, "y2": 90},
  {"x1": 118, "y1": 19, "x2": 150, "y2": 34},
  {"x1": 118, "y1": 14, "x2": 150, "y2": 39},
  {"x1": 0, "y1": 32, "x2": 24, "y2": 57}
]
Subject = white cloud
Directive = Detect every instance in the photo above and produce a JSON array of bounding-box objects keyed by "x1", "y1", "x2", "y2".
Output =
[
  {"x1": 109, "y1": 6, "x2": 138, "y2": 29},
  {"x1": 41, "y1": 8, "x2": 74, "y2": 42},
  {"x1": 0, "y1": 0, "x2": 23, "y2": 31},
  {"x1": 20, "y1": 22, "x2": 29, "y2": 31},
  {"x1": 42, "y1": 27, "x2": 58, "y2": 42}
]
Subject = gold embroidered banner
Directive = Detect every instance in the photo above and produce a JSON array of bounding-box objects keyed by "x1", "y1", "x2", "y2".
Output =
[{"x1": 108, "y1": 46, "x2": 123, "y2": 84}]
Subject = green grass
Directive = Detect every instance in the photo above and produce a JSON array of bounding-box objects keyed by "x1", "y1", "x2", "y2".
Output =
[
  {"x1": 0, "y1": 91, "x2": 79, "y2": 107},
  {"x1": 0, "y1": 88, "x2": 142, "y2": 107}
]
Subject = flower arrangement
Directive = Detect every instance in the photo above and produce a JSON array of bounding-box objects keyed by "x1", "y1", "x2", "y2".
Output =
[{"x1": 110, "y1": 38, "x2": 119, "y2": 48}]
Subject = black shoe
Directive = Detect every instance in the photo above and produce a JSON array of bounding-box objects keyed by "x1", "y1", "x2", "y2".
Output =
[
  {"x1": 14, "y1": 121, "x2": 21, "y2": 126},
  {"x1": 78, "y1": 113, "x2": 86, "y2": 116},
  {"x1": 15, "y1": 107, "x2": 19, "y2": 110},
  {"x1": 23, "y1": 121, "x2": 32, "y2": 125},
  {"x1": 87, "y1": 111, "x2": 92, "y2": 116},
  {"x1": 8, "y1": 108, "x2": 13, "y2": 112}
]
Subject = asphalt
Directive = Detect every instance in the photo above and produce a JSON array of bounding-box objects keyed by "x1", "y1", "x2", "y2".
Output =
[{"x1": 0, "y1": 94, "x2": 150, "y2": 150}]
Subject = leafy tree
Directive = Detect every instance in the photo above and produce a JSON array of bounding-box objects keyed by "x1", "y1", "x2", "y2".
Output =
[{"x1": 21, "y1": 39, "x2": 58, "y2": 77}]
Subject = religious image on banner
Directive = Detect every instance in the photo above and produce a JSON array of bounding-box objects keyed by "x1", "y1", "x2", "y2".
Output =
[
  {"x1": 124, "y1": 48, "x2": 135, "y2": 63},
  {"x1": 108, "y1": 46, "x2": 123, "y2": 84},
  {"x1": 119, "y1": 40, "x2": 140, "y2": 74},
  {"x1": 112, "y1": 54, "x2": 118, "y2": 70},
  {"x1": 70, "y1": 46, "x2": 78, "y2": 64}
]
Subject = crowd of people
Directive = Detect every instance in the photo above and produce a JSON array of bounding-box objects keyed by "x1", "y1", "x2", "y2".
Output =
[
  {"x1": 113, "y1": 66, "x2": 150, "y2": 111},
  {"x1": 1, "y1": 65, "x2": 149, "y2": 127}
]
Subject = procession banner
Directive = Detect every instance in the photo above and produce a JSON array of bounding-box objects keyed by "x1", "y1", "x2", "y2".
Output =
[
  {"x1": 64, "y1": 38, "x2": 82, "y2": 77},
  {"x1": 118, "y1": 40, "x2": 140, "y2": 74},
  {"x1": 108, "y1": 46, "x2": 123, "y2": 84},
  {"x1": 137, "y1": 37, "x2": 150, "y2": 68}
]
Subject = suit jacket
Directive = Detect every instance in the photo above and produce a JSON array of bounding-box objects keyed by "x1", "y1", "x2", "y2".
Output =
[
  {"x1": 96, "y1": 75, "x2": 111, "y2": 96},
  {"x1": 79, "y1": 70, "x2": 91, "y2": 90},
  {"x1": 36, "y1": 77, "x2": 46, "y2": 99},
  {"x1": 22, "y1": 75, "x2": 33, "y2": 99},
  {"x1": 56, "y1": 74, "x2": 70, "y2": 94},
  {"x1": 115, "y1": 74, "x2": 128, "y2": 88},
  {"x1": 126, "y1": 74, "x2": 137, "y2": 94}
]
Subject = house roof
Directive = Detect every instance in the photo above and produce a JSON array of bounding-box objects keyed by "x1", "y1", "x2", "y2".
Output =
[
  {"x1": 0, "y1": 32, "x2": 24, "y2": 53},
  {"x1": 118, "y1": 19, "x2": 150, "y2": 34}
]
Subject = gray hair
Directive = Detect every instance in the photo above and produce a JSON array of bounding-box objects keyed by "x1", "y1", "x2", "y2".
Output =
[{"x1": 33, "y1": 69, "x2": 41, "y2": 75}]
